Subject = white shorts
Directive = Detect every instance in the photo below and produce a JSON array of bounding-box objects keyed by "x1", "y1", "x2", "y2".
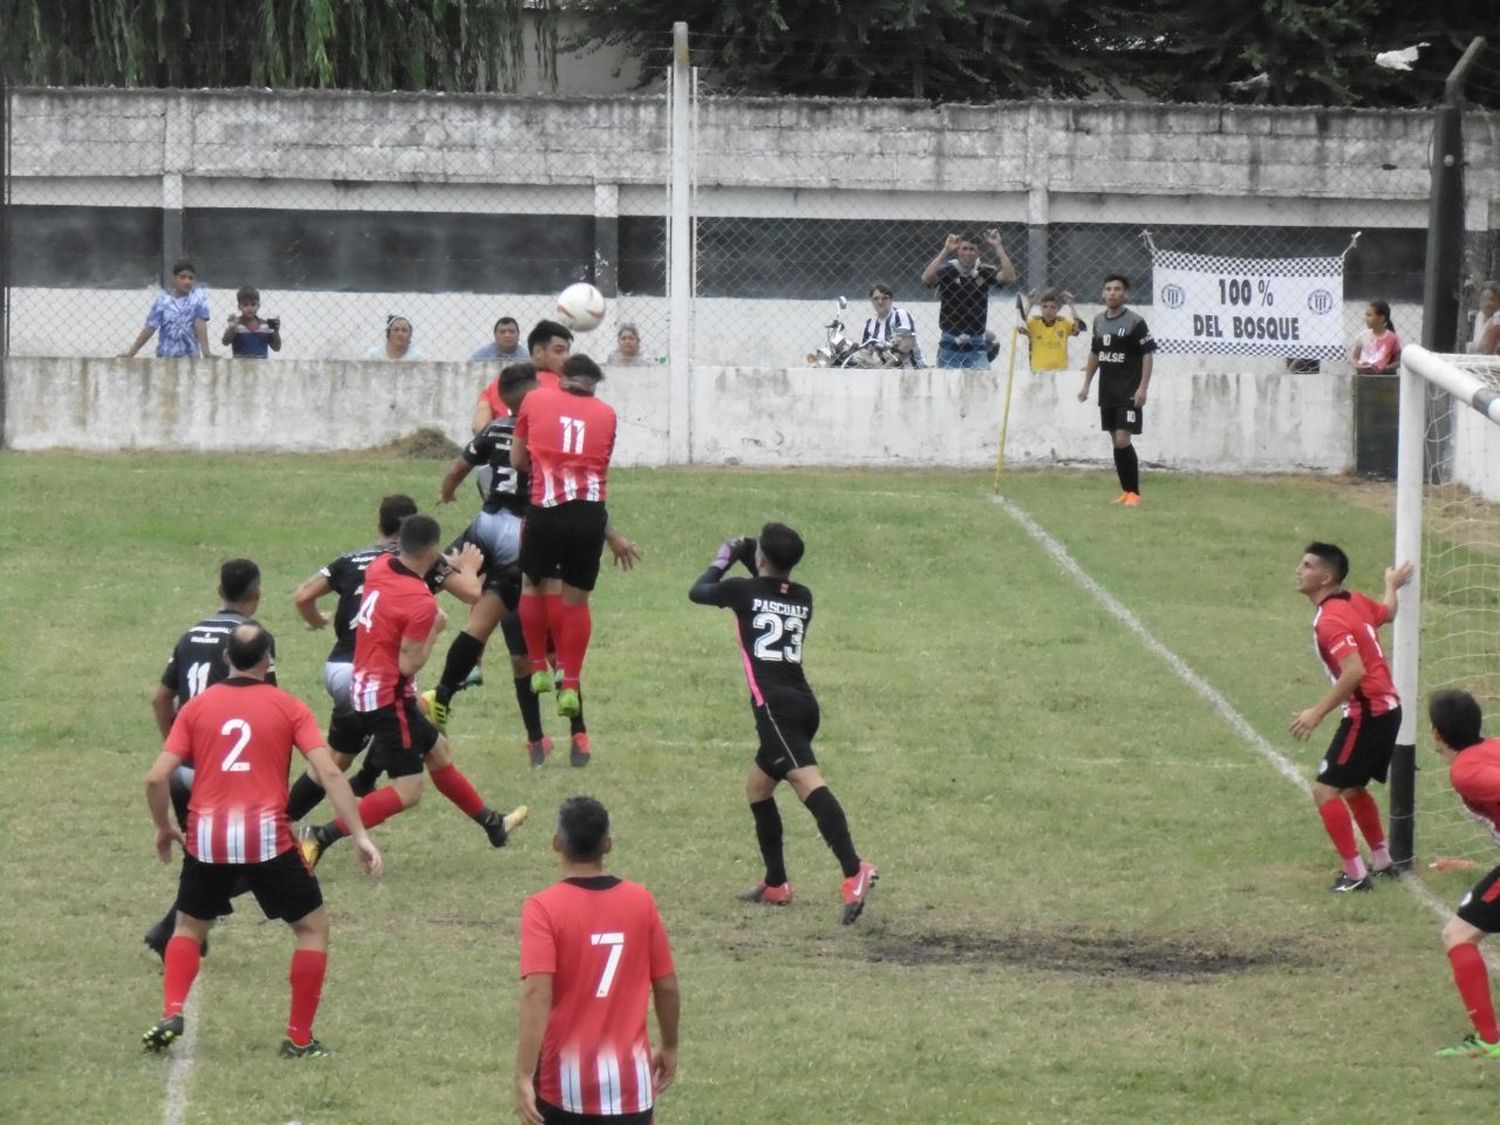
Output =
[
  {"x1": 323, "y1": 660, "x2": 354, "y2": 716},
  {"x1": 472, "y1": 508, "x2": 523, "y2": 567}
]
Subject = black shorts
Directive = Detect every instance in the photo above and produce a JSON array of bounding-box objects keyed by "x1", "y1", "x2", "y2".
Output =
[
  {"x1": 1099, "y1": 404, "x2": 1144, "y2": 435},
  {"x1": 484, "y1": 562, "x2": 524, "y2": 614},
  {"x1": 538, "y1": 1102, "x2": 651, "y2": 1125},
  {"x1": 520, "y1": 502, "x2": 609, "y2": 592},
  {"x1": 1316, "y1": 706, "x2": 1400, "y2": 789},
  {"x1": 177, "y1": 848, "x2": 322, "y2": 924},
  {"x1": 355, "y1": 697, "x2": 439, "y2": 779},
  {"x1": 1457, "y1": 866, "x2": 1500, "y2": 933},
  {"x1": 753, "y1": 690, "x2": 821, "y2": 780},
  {"x1": 499, "y1": 607, "x2": 529, "y2": 657}
]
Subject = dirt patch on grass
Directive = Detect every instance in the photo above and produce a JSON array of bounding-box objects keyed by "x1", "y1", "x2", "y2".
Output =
[
  {"x1": 866, "y1": 929, "x2": 1306, "y2": 981},
  {"x1": 365, "y1": 427, "x2": 463, "y2": 460}
]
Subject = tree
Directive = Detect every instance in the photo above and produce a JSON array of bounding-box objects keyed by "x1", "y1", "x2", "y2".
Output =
[{"x1": 0, "y1": 0, "x2": 552, "y2": 92}]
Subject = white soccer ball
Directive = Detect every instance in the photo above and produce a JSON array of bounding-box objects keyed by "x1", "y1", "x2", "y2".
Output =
[{"x1": 555, "y1": 283, "x2": 607, "y2": 332}]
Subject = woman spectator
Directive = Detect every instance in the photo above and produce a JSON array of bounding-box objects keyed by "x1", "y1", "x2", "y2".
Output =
[
  {"x1": 366, "y1": 315, "x2": 425, "y2": 361},
  {"x1": 1470, "y1": 282, "x2": 1500, "y2": 355},
  {"x1": 1351, "y1": 301, "x2": 1401, "y2": 374},
  {"x1": 121, "y1": 259, "x2": 213, "y2": 359},
  {"x1": 605, "y1": 322, "x2": 649, "y2": 366}
]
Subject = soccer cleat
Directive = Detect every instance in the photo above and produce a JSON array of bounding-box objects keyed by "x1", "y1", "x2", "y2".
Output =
[
  {"x1": 1110, "y1": 492, "x2": 1130, "y2": 504},
  {"x1": 556, "y1": 688, "x2": 581, "y2": 719},
  {"x1": 1329, "y1": 872, "x2": 1373, "y2": 893},
  {"x1": 527, "y1": 736, "x2": 553, "y2": 769},
  {"x1": 1371, "y1": 864, "x2": 1401, "y2": 881},
  {"x1": 279, "y1": 1037, "x2": 335, "y2": 1059},
  {"x1": 461, "y1": 666, "x2": 484, "y2": 691},
  {"x1": 479, "y1": 805, "x2": 530, "y2": 848},
  {"x1": 421, "y1": 689, "x2": 450, "y2": 734},
  {"x1": 1122, "y1": 492, "x2": 1142, "y2": 507},
  {"x1": 143, "y1": 922, "x2": 208, "y2": 961},
  {"x1": 298, "y1": 825, "x2": 326, "y2": 870},
  {"x1": 570, "y1": 732, "x2": 591, "y2": 768},
  {"x1": 739, "y1": 882, "x2": 793, "y2": 906},
  {"x1": 840, "y1": 861, "x2": 879, "y2": 925},
  {"x1": 143, "y1": 1015, "x2": 185, "y2": 1053},
  {"x1": 529, "y1": 670, "x2": 554, "y2": 695},
  {"x1": 1435, "y1": 1033, "x2": 1500, "y2": 1059}
]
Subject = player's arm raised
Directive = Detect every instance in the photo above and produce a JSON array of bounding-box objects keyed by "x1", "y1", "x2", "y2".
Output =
[
  {"x1": 1290, "y1": 650, "x2": 1366, "y2": 739},
  {"x1": 513, "y1": 972, "x2": 553, "y2": 1125},
  {"x1": 291, "y1": 573, "x2": 333, "y2": 630},
  {"x1": 305, "y1": 743, "x2": 382, "y2": 876},
  {"x1": 144, "y1": 750, "x2": 186, "y2": 863},
  {"x1": 1383, "y1": 561, "x2": 1415, "y2": 619},
  {"x1": 689, "y1": 538, "x2": 752, "y2": 605}
]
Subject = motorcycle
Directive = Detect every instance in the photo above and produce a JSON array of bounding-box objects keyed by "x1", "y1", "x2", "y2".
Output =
[{"x1": 806, "y1": 297, "x2": 916, "y2": 369}]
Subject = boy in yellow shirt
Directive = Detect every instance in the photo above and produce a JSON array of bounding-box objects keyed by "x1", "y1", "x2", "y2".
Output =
[{"x1": 1018, "y1": 290, "x2": 1084, "y2": 371}]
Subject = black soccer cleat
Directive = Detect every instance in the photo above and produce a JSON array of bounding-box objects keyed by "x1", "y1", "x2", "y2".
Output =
[
  {"x1": 1329, "y1": 873, "x2": 1374, "y2": 893},
  {"x1": 143, "y1": 1014, "x2": 185, "y2": 1053},
  {"x1": 144, "y1": 920, "x2": 207, "y2": 962},
  {"x1": 1371, "y1": 864, "x2": 1400, "y2": 881},
  {"x1": 279, "y1": 1036, "x2": 335, "y2": 1059},
  {"x1": 478, "y1": 805, "x2": 530, "y2": 848}
]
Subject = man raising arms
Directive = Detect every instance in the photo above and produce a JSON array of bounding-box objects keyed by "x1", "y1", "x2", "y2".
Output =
[
  {"x1": 298, "y1": 514, "x2": 526, "y2": 865},
  {"x1": 1078, "y1": 275, "x2": 1155, "y2": 506},
  {"x1": 515, "y1": 797, "x2": 679, "y2": 1125},
  {"x1": 141, "y1": 624, "x2": 381, "y2": 1058},
  {"x1": 688, "y1": 524, "x2": 878, "y2": 924},
  {"x1": 1426, "y1": 689, "x2": 1500, "y2": 1058},
  {"x1": 1290, "y1": 542, "x2": 1413, "y2": 891}
]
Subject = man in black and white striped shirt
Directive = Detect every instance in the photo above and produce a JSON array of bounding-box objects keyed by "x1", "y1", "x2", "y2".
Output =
[{"x1": 862, "y1": 283, "x2": 925, "y2": 368}]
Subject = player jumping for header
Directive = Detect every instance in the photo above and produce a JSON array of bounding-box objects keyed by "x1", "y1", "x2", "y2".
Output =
[
  {"x1": 1290, "y1": 542, "x2": 1413, "y2": 892},
  {"x1": 688, "y1": 523, "x2": 878, "y2": 924}
]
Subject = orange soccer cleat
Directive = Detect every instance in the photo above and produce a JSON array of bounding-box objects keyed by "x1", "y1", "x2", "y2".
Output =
[{"x1": 1122, "y1": 492, "x2": 1142, "y2": 507}]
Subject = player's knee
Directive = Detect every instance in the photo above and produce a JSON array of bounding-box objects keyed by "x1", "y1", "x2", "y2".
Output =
[
  {"x1": 393, "y1": 776, "x2": 423, "y2": 807},
  {"x1": 330, "y1": 750, "x2": 356, "y2": 771},
  {"x1": 291, "y1": 908, "x2": 330, "y2": 945},
  {"x1": 1310, "y1": 781, "x2": 1338, "y2": 805},
  {"x1": 1112, "y1": 433, "x2": 1132, "y2": 449},
  {"x1": 1443, "y1": 916, "x2": 1481, "y2": 951}
]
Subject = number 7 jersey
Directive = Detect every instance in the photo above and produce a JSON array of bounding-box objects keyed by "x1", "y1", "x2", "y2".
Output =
[{"x1": 690, "y1": 570, "x2": 813, "y2": 700}]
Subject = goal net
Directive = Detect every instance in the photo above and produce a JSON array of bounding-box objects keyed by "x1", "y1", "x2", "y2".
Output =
[{"x1": 1394, "y1": 345, "x2": 1500, "y2": 868}]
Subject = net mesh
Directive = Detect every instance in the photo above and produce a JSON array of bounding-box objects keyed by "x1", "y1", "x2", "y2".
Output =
[{"x1": 1417, "y1": 352, "x2": 1500, "y2": 865}]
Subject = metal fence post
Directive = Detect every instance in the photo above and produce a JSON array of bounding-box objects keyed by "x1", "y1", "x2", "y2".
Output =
[{"x1": 667, "y1": 21, "x2": 693, "y2": 464}]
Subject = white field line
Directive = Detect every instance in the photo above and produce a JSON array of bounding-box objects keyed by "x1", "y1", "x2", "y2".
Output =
[
  {"x1": 991, "y1": 494, "x2": 1499, "y2": 974},
  {"x1": 161, "y1": 984, "x2": 200, "y2": 1125}
]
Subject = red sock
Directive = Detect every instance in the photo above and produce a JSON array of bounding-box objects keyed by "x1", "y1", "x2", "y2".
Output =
[
  {"x1": 1345, "y1": 790, "x2": 1390, "y2": 866},
  {"x1": 556, "y1": 601, "x2": 593, "y2": 691},
  {"x1": 285, "y1": 948, "x2": 328, "y2": 1047},
  {"x1": 1448, "y1": 943, "x2": 1500, "y2": 1042},
  {"x1": 1317, "y1": 798, "x2": 1366, "y2": 880},
  {"x1": 544, "y1": 593, "x2": 564, "y2": 663},
  {"x1": 429, "y1": 762, "x2": 486, "y2": 817},
  {"x1": 162, "y1": 935, "x2": 202, "y2": 1018},
  {"x1": 332, "y1": 786, "x2": 406, "y2": 838},
  {"x1": 519, "y1": 594, "x2": 550, "y2": 674}
]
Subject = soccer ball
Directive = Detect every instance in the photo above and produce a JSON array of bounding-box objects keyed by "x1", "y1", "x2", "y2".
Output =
[{"x1": 556, "y1": 283, "x2": 607, "y2": 332}]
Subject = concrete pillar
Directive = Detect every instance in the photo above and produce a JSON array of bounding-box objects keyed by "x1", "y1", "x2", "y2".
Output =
[
  {"x1": 593, "y1": 181, "x2": 619, "y2": 298},
  {"x1": 161, "y1": 95, "x2": 190, "y2": 284}
]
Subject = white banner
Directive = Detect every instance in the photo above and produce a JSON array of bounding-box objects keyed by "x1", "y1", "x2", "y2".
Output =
[{"x1": 1150, "y1": 249, "x2": 1345, "y2": 359}]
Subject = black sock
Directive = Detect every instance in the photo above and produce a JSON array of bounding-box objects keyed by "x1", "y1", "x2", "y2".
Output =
[
  {"x1": 285, "y1": 772, "x2": 326, "y2": 821},
  {"x1": 313, "y1": 821, "x2": 342, "y2": 848},
  {"x1": 349, "y1": 762, "x2": 379, "y2": 797},
  {"x1": 749, "y1": 798, "x2": 788, "y2": 887},
  {"x1": 569, "y1": 688, "x2": 586, "y2": 737},
  {"x1": 438, "y1": 631, "x2": 486, "y2": 702},
  {"x1": 513, "y1": 676, "x2": 545, "y2": 742},
  {"x1": 1114, "y1": 443, "x2": 1140, "y2": 493},
  {"x1": 804, "y1": 786, "x2": 861, "y2": 878}
]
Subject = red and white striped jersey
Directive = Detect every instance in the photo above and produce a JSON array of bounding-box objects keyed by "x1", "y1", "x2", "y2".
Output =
[
  {"x1": 1452, "y1": 737, "x2": 1500, "y2": 846},
  {"x1": 350, "y1": 554, "x2": 438, "y2": 711},
  {"x1": 1312, "y1": 591, "x2": 1400, "y2": 717},
  {"x1": 520, "y1": 877, "x2": 675, "y2": 1116},
  {"x1": 163, "y1": 678, "x2": 324, "y2": 864},
  {"x1": 514, "y1": 385, "x2": 617, "y2": 507}
]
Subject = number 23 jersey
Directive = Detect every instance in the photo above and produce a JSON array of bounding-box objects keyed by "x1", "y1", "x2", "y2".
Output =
[{"x1": 692, "y1": 573, "x2": 813, "y2": 701}]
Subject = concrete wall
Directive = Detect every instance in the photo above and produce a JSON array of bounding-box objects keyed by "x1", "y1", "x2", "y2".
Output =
[
  {"x1": 2, "y1": 357, "x2": 1353, "y2": 474},
  {"x1": 1453, "y1": 404, "x2": 1500, "y2": 502}
]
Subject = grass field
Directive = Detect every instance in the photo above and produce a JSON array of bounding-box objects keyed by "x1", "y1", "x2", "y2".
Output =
[{"x1": 4, "y1": 453, "x2": 1499, "y2": 1124}]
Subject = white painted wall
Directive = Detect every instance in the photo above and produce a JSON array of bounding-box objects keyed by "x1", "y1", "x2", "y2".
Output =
[
  {"x1": 3, "y1": 357, "x2": 1353, "y2": 474},
  {"x1": 1452, "y1": 405, "x2": 1500, "y2": 502}
]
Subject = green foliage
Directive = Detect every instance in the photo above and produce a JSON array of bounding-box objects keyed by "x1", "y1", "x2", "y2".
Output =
[
  {"x1": 572, "y1": 0, "x2": 1495, "y2": 106},
  {"x1": 0, "y1": 0, "x2": 551, "y2": 92}
]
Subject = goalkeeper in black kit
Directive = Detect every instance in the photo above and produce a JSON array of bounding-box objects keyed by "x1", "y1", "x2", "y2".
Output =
[{"x1": 689, "y1": 523, "x2": 878, "y2": 924}]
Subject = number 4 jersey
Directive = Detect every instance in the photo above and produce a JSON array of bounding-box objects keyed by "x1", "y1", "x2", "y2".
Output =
[{"x1": 689, "y1": 568, "x2": 813, "y2": 702}]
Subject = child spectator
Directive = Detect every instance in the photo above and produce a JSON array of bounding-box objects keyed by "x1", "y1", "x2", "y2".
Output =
[
  {"x1": 1351, "y1": 300, "x2": 1401, "y2": 374},
  {"x1": 1017, "y1": 289, "x2": 1084, "y2": 372},
  {"x1": 121, "y1": 259, "x2": 213, "y2": 358},
  {"x1": 222, "y1": 286, "x2": 282, "y2": 359}
]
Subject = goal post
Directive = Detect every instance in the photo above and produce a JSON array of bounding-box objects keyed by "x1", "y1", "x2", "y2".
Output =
[{"x1": 1392, "y1": 344, "x2": 1500, "y2": 868}]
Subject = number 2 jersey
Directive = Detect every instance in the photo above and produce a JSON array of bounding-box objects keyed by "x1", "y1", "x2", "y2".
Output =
[
  {"x1": 160, "y1": 610, "x2": 277, "y2": 708},
  {"x1": 463, "y1": 415, "x2": 530, "y2": 516},
  {"x1": 689, "y1": 566, "x2": 813, "y2": 703}
]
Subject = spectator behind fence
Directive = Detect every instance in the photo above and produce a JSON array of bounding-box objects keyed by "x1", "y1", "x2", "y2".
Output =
[
  {"x1": 862, "y1": 283, "x2": 925, "y2": 367},
  {"x1": 366, "y1": 315, "x2": 425, "y2": 362},
  {"x1": 222, "y1": 286, "x2": 281, "y2": 359},
  {"x1": 606, "y1": 322, "x2": 650, "y2": 366},
  {"x1": 1471, "y1": 282, "x2": 1500, "y2": 355},
  {"x1": 1351, "y1": 301, "x2": 1401, "y2": 374},
  {"x1": 1017, "y1": 289, "x2": 1084, "y2": 372},
  {"x1": 471, "y1": 316, "x2": 529, "y2": 363},
  {"x1": 920, "y1": 230, "x2": 1016, "y2": 369},
  {"x1": 121, "y1": 258, "x2": 213, "y2": 359}
]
